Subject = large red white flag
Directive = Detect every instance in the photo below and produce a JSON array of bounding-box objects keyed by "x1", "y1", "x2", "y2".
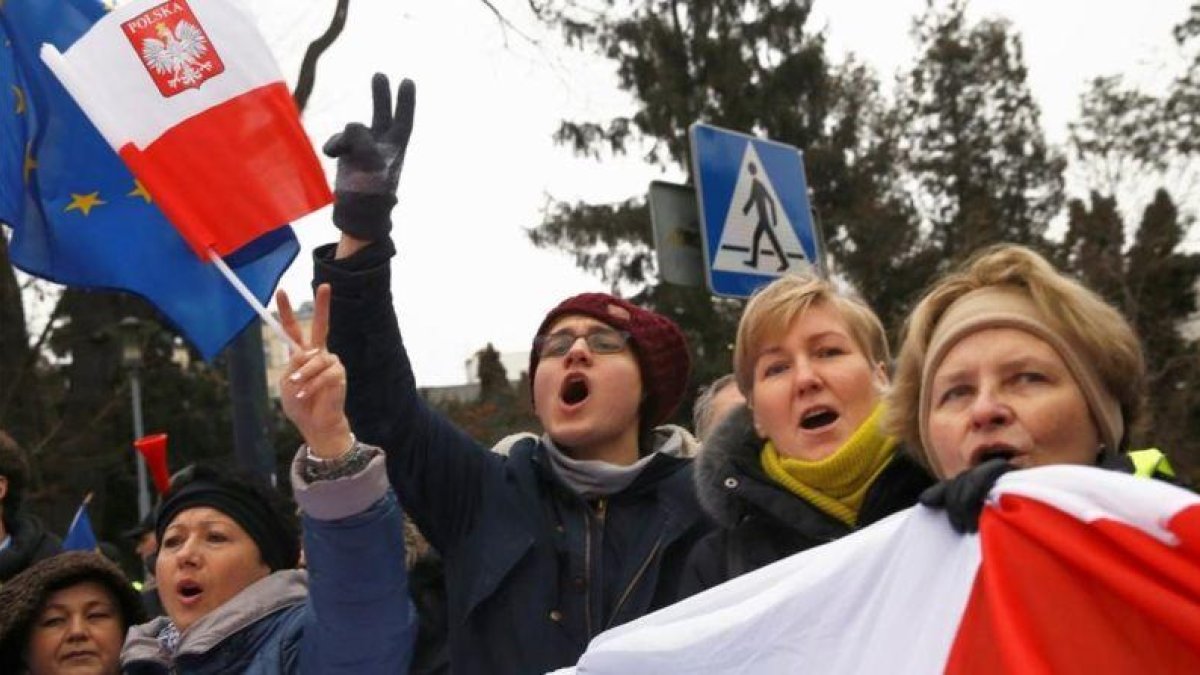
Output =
[
  {"x1": 555, "y1": 466, "x2": 1200, "y2": 674},
  {"x1": 41, "y1": 0, "x2": 332, "y2": 257}
]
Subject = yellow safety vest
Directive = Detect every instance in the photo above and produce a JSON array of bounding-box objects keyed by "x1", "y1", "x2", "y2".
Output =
[{"x1": 1128, "y1": 448, "x2": 1176, "y2": 479}]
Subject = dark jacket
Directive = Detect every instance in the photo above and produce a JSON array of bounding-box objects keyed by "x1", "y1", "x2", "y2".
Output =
[
  {"x1": 121, "y1": 450, "x2": 416, "y2": 674},
  {"x1": 680, "y1": 405, "x2": 933, "y2": 597},
  {"x1": 408, "y1": 549, "x2": 449, "y2": 675},
  {"x1": 314, "y1": 241, "x2": 712, "y2": 675},
  {"x1": 0, "y1": 514, "x2": 62, "y2": 584}
]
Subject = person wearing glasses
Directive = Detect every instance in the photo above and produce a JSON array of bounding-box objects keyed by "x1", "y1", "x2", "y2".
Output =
[{"x1": 290, "y1": 74, "x2": 712, "y2": 675}]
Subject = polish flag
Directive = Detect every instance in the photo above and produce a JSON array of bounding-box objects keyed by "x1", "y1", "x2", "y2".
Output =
[
  {"x1": 556, "y1": 466, "x2": 1200, "y2": 674},
  {"x1": 41, "y1": 0, "x2": 331, "y2": 258}
]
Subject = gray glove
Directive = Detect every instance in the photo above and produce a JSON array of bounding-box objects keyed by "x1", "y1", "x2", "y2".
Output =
[{"x1": 323, "y1": 73, "x2": 415, "y2": 241}]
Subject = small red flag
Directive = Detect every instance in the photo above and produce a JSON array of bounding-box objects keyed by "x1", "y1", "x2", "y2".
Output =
[{"x1": 134, "y1": 433, "x2": 170, "y2": 495}]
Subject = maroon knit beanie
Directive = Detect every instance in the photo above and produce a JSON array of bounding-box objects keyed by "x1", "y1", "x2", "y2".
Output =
[{"x1": 530, "y1": 293, "x2": 691, "y2": 427}]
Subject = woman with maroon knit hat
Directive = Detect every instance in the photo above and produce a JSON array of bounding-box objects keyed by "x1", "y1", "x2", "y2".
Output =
[{"x1": 286, "y1": 73, "x2": 712, "y2": 675}]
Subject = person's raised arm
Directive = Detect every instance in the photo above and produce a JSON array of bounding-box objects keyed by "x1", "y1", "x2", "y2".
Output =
[
  {"x1": 278, "y1": 285, "x2": 416, "y2": 674},
  {"x1": 312, "y1": 74, "x2": 493, "y2": 555}
]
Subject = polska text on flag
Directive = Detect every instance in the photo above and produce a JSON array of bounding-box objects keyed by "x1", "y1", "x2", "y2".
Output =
[
  {"x1": 556, "y1": 466, "x2": 1200, "y2": 674},
  {"x1": 0, "y1": 0, "x2": 298, "y2": 360},
  {"x1": 41, "y1": 0, "x2": 332, "y2": 258}
]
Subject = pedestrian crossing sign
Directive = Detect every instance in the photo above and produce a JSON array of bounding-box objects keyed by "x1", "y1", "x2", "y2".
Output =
[{"x1": 689, "y1": 123, "x2": 823, "y2": 298}]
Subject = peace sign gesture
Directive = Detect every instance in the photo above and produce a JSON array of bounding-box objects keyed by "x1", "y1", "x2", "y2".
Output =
[
  {"x1": 324, "y1": 73, "x2": 416, "y2": 243},
  {"x1": 277, "y1": 284, "x2": 353, "y2": 459}
]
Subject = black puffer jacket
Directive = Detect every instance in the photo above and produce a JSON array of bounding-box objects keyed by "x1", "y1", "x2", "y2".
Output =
[
  {"x1": 0, "y1": 514, "x2": 62, "y2": 584},
  {"x1": 679, "y1": 405, "x2": 933, "y2": 597}
]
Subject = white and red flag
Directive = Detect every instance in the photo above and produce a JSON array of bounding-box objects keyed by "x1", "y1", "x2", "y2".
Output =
[
  {"x1": 41, "y1": 0, "x2": 331, "y2": 258},
  {"x1": 556, "y1": 466, "x2": 1200, "y2": 674}
]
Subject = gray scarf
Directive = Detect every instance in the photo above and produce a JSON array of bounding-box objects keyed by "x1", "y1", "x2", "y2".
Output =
[{"x1": 542, "y1": 427, "x2": 690, "y2": 499}]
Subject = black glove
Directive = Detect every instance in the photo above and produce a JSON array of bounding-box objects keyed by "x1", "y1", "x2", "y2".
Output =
[
  {"x1": 918, "y1": 458, "x2": 1014, "y2": 534},
  {"x1": 323, "y1": 73, "x2": 415, "y2": 241}
]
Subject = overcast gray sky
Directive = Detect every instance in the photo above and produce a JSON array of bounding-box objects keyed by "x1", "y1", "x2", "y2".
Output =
[{"x1": 241, "y1": 0, "x2": 1191, "y2": 386}]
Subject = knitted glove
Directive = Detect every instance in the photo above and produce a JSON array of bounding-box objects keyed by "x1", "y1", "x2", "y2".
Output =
[
  {"x1": 918, "y1": 457, "x2": 1013, "y2": 534},
  {"x1": 323, "y1": 73, "x2": 415, "y2": 241}
]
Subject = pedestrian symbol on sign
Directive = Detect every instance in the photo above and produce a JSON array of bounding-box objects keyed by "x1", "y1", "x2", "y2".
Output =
[{"x1": 711, "y1": 143, "x2": 807, "y2": 276}]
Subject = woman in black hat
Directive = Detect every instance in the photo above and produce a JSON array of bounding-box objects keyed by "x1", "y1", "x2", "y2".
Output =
[{"x1": 120, "y1": 298, "x2": 417, "y2": 674}]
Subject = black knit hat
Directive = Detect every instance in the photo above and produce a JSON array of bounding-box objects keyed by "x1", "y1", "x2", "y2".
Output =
[
  {"x1": 0, "y1": 551, "x2": 147, "y2": 673},
  {"x1": 530, "y1": 293, "x2": 691, "y2": 427},
  {"x1": 156, "y1": 465, "x2": 299, "y2": 572}
]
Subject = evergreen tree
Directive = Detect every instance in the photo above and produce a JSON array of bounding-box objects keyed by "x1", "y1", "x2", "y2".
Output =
[
  {"x1": 1060, "y1": 192, "x2": 1127, "y2": 307},
  {"x1": 1124, "y1": 191, "x2": 1200, "y2": 472},
  {"x1": 437, "y1": 344, "x2": 539, "y2": 448},
  {"x1": 1166, "y1": 2, "x2": 1200, "y2": 155},
  {"x1": 0, "y1": 234, "x2": 50, "y2": 449},
  {"x1": 1069, "y1": 76, "x2": 1167, "y2": 197},
  {"x1": 477, "y1": 343, "x2": 514, "y2": 404},
  {"x1": 531, "y1": 0, "x2": 923, "y2": 404},
  {"x1": 898, "y1": 0, "x2": 1064, "y2": 264}
]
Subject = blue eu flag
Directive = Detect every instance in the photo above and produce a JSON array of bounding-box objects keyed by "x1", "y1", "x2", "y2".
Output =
[{"x1": 0, "y1": 0, "x2": 298, "y2": 360}]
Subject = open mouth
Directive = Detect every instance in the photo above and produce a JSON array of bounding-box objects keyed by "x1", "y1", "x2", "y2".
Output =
[
  {"x1": 974, "y1": 445, "x2": 1019, "y2": 466},
  {"x1": 560, "y1": 374, "x2": 590, "y2": 406},
  {"x1": 177, "y1": 580, "x2": 204, "y2": 604},
  {"x1": 799, "y1": 407, "x2": 839, "y2": 430}
]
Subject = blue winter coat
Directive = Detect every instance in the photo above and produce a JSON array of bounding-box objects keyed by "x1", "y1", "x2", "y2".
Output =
[
  {"x1": 121, "y1": 451, "x2": 416, "y2": 674},
  {"x1": 315, "y1": 241, "x2": 712, "y2": 675}
]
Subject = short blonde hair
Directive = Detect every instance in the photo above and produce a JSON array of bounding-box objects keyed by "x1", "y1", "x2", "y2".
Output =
[
  {"x1": 887, "y1": 244, "x2": 1145, "y2": 470},
  {"x1": 733, "y1": 275, "x2": 889, "y2": 397}
]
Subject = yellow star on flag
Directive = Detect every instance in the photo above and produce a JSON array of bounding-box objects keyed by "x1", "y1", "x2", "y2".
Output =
[
  {"x1": 11, "y1": 85, "x2": 24, "y2": 114},
  {"x1": 23, "y1": 143, "x2": 36, "y2": 183},
  {"x1": 127, "y1": 179, "x2": 152, "y2": 203},
  {"x1": 65, "y1": 192, "x2": 106, "y2": 216}
]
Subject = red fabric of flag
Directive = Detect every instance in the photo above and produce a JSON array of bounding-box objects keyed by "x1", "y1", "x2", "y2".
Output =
[
  {"x1": 946, "y1": 494, "x2": 1200, "y2": 675},
  {"x1": 119, "y1": 82, "x2": 331, "y2": 257}
]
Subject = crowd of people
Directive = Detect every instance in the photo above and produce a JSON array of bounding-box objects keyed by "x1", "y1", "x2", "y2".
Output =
[{"x1": 0, "y1": 73, "x2": 1190, "y2": 674}]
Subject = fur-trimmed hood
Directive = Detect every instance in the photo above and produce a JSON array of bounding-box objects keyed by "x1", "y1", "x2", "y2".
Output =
[
  {"x1": 693, "y1": 405, "x2": 933, "y2": 533},
  {"x1": 694, "y1": 404, "x2": 764, "y2": 529},
  {"x1": 0, "y1": 551, "x2": 146, "y2": 673}
]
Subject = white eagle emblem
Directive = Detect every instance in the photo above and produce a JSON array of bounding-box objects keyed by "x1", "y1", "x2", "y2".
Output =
[{"x1": 140, "y1": 21, "x2": 213, "y2": 90}]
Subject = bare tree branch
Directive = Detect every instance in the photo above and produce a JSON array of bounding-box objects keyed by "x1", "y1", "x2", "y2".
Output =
[
  {"x1": 292, "y1": 0, "x2": 350, "y2": 112},
  {"x1": 479, "y1": 0, "x2": 541, "y2": 47}
]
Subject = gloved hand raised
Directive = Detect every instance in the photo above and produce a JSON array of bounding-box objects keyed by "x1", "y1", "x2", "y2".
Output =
[
  {"x1": 324, "y1": 73, "x2": 415, "y2": 242},
  {"x1": 918, "y1": 457, "x2": 1014, "y2": 534}
]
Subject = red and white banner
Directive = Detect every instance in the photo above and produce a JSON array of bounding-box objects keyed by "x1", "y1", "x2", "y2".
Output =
[
  {"x1": 41, "y1": 0, "x2": 331, "y2": 257},
  {"x1": 556, "y1": 466, "x2": 1200, "y2": 674}
]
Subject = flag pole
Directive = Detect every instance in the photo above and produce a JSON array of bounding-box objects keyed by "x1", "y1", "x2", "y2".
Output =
[
  {"x1": 207, "y1": 248, "x2": 302, "y2": 353},
  {"x1": 68, "y1": 492, "x2": 94, "y2": 531}
]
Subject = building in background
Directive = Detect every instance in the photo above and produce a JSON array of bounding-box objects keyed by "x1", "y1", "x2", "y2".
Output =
[
  {"x1": 262, "y1": 301, "x2": 312, "y2": 400},
  {"x1": 262, "y1": 310, "x2": 526, "y2": 405}
]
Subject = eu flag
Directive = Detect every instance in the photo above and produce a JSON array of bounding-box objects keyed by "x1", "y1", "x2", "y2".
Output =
[
  {"x1": 0, "y1": 0, "x2": 298, "y2": 359},
  {"x1": 62, "y1": 497, "x2": 99, "y2": 552}
]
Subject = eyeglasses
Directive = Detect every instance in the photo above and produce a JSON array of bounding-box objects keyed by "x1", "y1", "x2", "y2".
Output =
[{"x1": 534, "y1": 328, "x2": 631, "y2": 359}]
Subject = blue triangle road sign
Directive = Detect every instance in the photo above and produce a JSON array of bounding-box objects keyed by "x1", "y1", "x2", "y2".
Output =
[{"x1": 689, "y1": 123, "x2": 823, "y2": 298}]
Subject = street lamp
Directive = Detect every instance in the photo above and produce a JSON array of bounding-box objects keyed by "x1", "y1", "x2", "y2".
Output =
[{"x1": 119, "y1": 317, "x2": 151, "y2": 520}]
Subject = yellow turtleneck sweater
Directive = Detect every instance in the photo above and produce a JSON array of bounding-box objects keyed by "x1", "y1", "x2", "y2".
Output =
[{"x1": 760, "y1": 403, "x2": 897, "y2": 527}]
